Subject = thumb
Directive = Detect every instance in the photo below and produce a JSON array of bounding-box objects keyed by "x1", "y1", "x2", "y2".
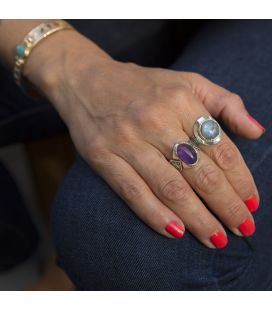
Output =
[{"x1": 187, "y1": 73, "x2": 265, "y2": 139}]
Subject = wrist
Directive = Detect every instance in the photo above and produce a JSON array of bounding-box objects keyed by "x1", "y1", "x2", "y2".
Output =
[{"x1": 23, "y1": 29, "x2": 112, "y2": 100}]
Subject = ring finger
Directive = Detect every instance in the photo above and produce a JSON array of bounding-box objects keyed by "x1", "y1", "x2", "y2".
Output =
[
  {"x1": 145, "y1": 126, "x2": 255, "y2": 238},
  {"x1": 118, "y1": 141, "x2": 229, "y2": 249}
]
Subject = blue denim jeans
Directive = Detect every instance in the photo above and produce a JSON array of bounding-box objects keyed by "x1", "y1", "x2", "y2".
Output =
[
  {"x1": 51, "y1": 21, "x2": 272, "y2": 290},
  {"x1": 0, "y1": 20, "x2": 271, "y2": 289}
]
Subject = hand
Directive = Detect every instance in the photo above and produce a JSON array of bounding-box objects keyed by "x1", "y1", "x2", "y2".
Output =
[{"x1": 26, "y1": 30, "x2": 264, "y2": 248}]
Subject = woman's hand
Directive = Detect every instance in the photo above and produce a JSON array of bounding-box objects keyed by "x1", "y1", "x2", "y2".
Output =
[{"x1": 26, "y1": 30, "x2": 264, "y2": 248}]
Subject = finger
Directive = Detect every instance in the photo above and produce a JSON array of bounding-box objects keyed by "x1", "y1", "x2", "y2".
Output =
[
  {"x1": 150, "y1": 129, "x2": 255, "y2": 238},
  {"x1": 120, "y1": 142, "x2": 229, "y2": 249},
  {"x1": 89, "y1": 152, "x2": 185, "y2": 239},
  {"x1": 200, "y1": 135, "x2": 260, "y2": 212},
  {"x1": 181, "y1": 150, "x2": 256, "y2": 237},
  {"x1": 184, "y1": 72, "x2": 265, "y2": 139},
  {"x1": 179, "y1": 93, "x2": 260, "y2": 213}
]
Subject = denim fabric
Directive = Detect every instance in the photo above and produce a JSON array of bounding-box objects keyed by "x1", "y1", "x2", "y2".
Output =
[
  {"x1": 0, "y1": 20, "x2": 271, "y2": 289},
  {"x1": 51, "y1": 20, "x2": 272, "y2": 290},
  {"x1": 67, "y1": 20, "x2": 182, "y2": 67}
]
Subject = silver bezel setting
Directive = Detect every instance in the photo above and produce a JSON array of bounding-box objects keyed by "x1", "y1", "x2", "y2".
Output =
[
  {"x1": 172, "y1": 140, "x2": 199, "y2": 169},
  {"x1": 193, "y1": 115, "x2": 222, "y2": 146}
]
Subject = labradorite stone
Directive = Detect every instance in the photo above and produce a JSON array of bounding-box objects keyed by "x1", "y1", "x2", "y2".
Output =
[{"x1": 201, "y1": 120, "x2": 219, "y2": 140}]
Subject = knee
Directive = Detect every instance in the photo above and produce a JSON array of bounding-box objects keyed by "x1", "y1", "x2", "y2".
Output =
[
  {"x1": 51, "y1": 157, "x2": 171, "y2": 290},
  {"x1": 50, "y1": 157, "x2": 202, "y2": 290},
  {"x1": 50, "y1": 157, "x2": 257, "y2": 290}
]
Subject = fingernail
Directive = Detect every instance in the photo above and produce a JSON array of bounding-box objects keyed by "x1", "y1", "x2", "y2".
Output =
[
  {"x1": 210, "y1": 231, "x2": 228, "y2": 249},
  {"x1": 246, "y1": 114, "x2": 265, "y2": 132},
  {"x1": 238, "y1": 217, "x2": 256, "y2": 236},
  {"x1": 165, "y1": 221, "x2": 185, "y2": 238},
  {"x1": 244, "y1": 195, "x2": 259, "y2": 212}
]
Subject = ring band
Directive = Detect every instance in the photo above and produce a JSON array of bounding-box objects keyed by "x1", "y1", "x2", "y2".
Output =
[
  {"x1": 193, "y1": 115, "x2": 222, "y2": 146},
  {"x1": 170, "y1": 140, "x2": 199, "y2": 171}
]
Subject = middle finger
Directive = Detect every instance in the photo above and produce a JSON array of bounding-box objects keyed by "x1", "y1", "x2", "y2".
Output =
[{"x1": 146, "y1": 121, "x2": 255, "y2": 237}]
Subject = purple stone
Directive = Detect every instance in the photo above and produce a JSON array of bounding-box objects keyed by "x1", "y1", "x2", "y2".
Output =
[{"x1": 176, "y1": 143, "x2": 197, "y2": 165}]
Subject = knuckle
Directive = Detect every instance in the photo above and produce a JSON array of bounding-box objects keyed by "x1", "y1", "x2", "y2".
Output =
[
  {"x1": 119, "y1": 182, "x2": 143, "y2": 202},
  {"x1": 169, "y1": 87, "x2": 192, "y2": 104},
  {"x1": 226, "y1": 201, "x2": 245, "y2": 220},
  {"x1": 86, "y1": 138, "x2": 112, "y2": 167},
  {"x1": 180, "y1": 72, "x2": 206, "y2": 90},
  {"x1": 222, "y1": 91, "x2": 244, "y2": 108},
  {"x1": 194, "y1": 164, "x2": 222, "y2": 194},
  {"x1": 164, "y1": 87, "x2": 195, "y2": 115},
  {"x1": 115, "y1": 122, "x2": 135, "y2": 144},
  {"x1": 214, "y1": 141, "x2": 239, "y2": 170},
  {"x1": 187, "y1": 72, "x2": 203, "y2": 81},
  {"x1": 124, "y1": 62, "x2": 140, "y2": 70},
  {"x1": 133, "y1": 102, "x2": 164, "y2": 129},
  {"x1": 235, "y1": 179, "x2": 256, "y2": 200},
  {"x1": 229, "y1": 93, "x2": 244, "y2": 106},
  {"x1": 87, "y1": 136, "x2": 106, "y2": 158},
  {"x1": 160, "y1": 178, "x2": 189, "y2": 202}
]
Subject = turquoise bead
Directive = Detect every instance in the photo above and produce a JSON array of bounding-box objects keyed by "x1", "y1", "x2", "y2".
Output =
[{"x1": 15, "y1": 43, "x2": 26, "y2": 57}]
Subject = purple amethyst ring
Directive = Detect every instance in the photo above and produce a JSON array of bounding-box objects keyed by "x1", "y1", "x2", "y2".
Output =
[{"x1": 170, "y1": 141, "x2": 199, "y2": 171}]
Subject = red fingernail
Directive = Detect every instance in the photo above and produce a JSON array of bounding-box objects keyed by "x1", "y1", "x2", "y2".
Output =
[
  {"x1": 244, "y1": 195, "x2": 259, "y2": 212},
  {"x1": 238, "y1": 217, "x2": 256, "y2": 236},
  {"x1": 165, "y1": 221, "x2": 184, "y2": 238},
  {"x1": 246, "y1": 114, "x2": 265, "y2": 132},
  {"x1": 210, "y1": 231, "x2": 228, "y2": 249}
]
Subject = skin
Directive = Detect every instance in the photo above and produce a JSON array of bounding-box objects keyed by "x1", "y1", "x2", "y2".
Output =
[{"x1": 0, "y1": 20, "x2": 264, "y2": 248}]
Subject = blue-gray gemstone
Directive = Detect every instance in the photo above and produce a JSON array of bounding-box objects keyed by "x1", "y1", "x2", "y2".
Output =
[
  {"x1": 201, "y1": 120, "x2": 219, "y2": 140},
  {"x1": 177, "y1": 143, "x2": 197, "y2": 165}
]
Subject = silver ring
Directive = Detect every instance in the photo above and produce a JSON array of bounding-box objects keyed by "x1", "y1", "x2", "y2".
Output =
[
  {"x1": 170, "y1": 140, "x2": 199, "y2": 171},
  {"x1": 193, "y1": 115, "x2": 222, "y2": 146}
]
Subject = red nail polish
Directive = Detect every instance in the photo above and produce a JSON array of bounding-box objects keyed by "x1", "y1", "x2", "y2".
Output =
[
  {"x1": 165, "y1": 221, "x2": 184, "y2": 238},
  {"x1": 244, "y1": 195, "x2": 259, "y2": 212},
  {"x1": 238, "y1": 217, "x2": 256, "y2": 236},
  {"x1": 246, "y1": 114, "x2": 265, "y2": 132},
  {"x1": 210, "y1": 231, "x2": 228, "y2": 249}
]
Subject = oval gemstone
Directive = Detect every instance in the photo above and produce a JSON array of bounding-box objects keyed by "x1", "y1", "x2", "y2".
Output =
[
  {"x1": 176, "y1": 143, "x2": 197, "y2": 165},
  {"x1": 15, "y1": 43, "x2": 26, "y2": 57},
  {"x1": 200, "y1": 120, "x2": 219, "y2": 140}
]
